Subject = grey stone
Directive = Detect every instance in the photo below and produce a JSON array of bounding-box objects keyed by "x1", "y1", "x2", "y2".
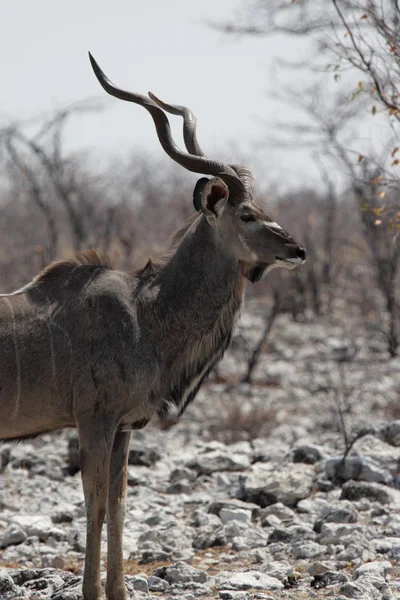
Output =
[
  {"x1": 51, "y1": 505, "x2": 75, "y2": 524},
  {"x1": 354, "y1": 560, "x2": 392, "y2": 579},
  {"x1": 260, "y1": 503, "x2": 295, "y2": 521},
  {"x1": 316, "y1": 478, "x2": 335, "y2": 492},
  {"x1": 297, "y1": 497, "x2": 330, "y2": 516},
  {"x1": 337, "y1": 544, "x2": 364, "y2": 562},
  {"x1": 219, "y1": 592, "x2": 249, "y2": 600},
  {"x1": 340, "y1": 481, "x2": 397, "y2": 504},
  {"x1": 166, "y1": 481, "x2": 192, "y2": 494},
  {"x1": 311, "y1": 571, "x2": 350, "y2": 589},
  {"x1": 379, "y1": 421, "x2": 400, "y2": 447},
  {"x1": 318, "y1": 523, "x2": 365, "y2": 546},
  {"x1": 220, "y1": 508, "x2": 252, "y2": 524},
  {"x1": 52, "y1": 579, "x2": 84, "y2": 600},
  {"x1": 208, "y1": 499, "x2": 259, "y2": 519},
  {"x1": 268, "y1": 524, "x2": 315, "y2": 544},
  {"x1": 170, "y1": 467, "x2": 197, "y2": 483},
  {"x1": 293, "y1": 444, "x2": 325, "y2": 464},
  {"x1": 10, "y1": 515, "x2": 53, "y2": 541},
  {"x1": 128, "y1": 444, "x2": 161, "y2": 467},
  {"x1": 187, "y1": 451, "x2": 250, "y2": 475},
  {"x1": 192, "y1": 526, "x2": 226, "y2": 549},
  {"x1": 161, "y1": 561, "x2": 208, "y2": 585},
  {"x1": 191, "y1": 509, "x2": 221, "y2": 528},
  {"x1": 261, "y1": 514, "x2": 281, "y2": 528},
  {"x1": 224, "y1": 520, "x2": 247, "y2": 538},
  {"x1": 314, "y1": 505, "x2": 358, "y2": 532},
  {"x1": 0, "y1": 524, "x2": 27, "y2": 548},
  {"x1": 0, "y1": 447, "x2": 11, "y2": 472},
  {"x1": 140, "y1": 547, "x2": 171, "y2": 563},
  {"x1": 240, "y1": 462, "x2": 314, "y2": 507},
  {"x1": 231, "y1": 537, "x2": 250, "y2": 551},
  {"x1": 264, "y1": 361, "x2": 294, "y2": 385},
  {"x1": 307, "y1": 562, "x2": 336, "y2": 576},
  {"x1": 67, "y1": 528, "x2": 86, "y2": 553},
  {"x1": 129, "y1": 575, "x2": 148, "y2": 593},
  {"x1": 292, "y1": 540, "x2": 326, "y2": 559},
  {"x1": 323, "y1": 457, "x2": 393, "y2": 484},
  {"x1": 217, "y1": 571, "x2": 283, "y2": 591},
  {"x1": 262, "y1": 561, "x2": 292, "y2": 581},
  {"x1": 148, "y1": 575, "x2": 170, "y2": 592},
  {"x1": 339, "y1": 581, "x2": 373, "y2": 598},
  {"x1": 0, "y1": 569, "x2": 15, "y2": 594}
]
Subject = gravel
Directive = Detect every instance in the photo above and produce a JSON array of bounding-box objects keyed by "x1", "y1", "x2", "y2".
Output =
[{"x1": 1, "y1": 308, "x2": 399, "y2": 599}]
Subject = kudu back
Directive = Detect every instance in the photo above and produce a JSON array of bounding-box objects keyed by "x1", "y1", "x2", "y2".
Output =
[{"x1": 0, "y1": 54, "x2": 306, "y2": 600}]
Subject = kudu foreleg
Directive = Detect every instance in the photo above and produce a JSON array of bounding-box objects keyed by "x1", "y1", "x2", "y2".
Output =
[
  {"x1": 105, "y1": 430, "x2": 131, "y2": 600},
  {"x1": 78, "y1": 417, "x2": 117, "y2": 600}
]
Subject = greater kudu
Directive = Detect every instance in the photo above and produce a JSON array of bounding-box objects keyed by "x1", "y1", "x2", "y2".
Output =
[{"x1": 0, "y1": 54, "x2": 306, "y2": 600}]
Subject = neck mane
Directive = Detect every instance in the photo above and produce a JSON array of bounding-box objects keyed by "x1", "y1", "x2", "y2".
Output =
[{"x1": 143, "y1": 214, "x2": 246, "y2": 418}]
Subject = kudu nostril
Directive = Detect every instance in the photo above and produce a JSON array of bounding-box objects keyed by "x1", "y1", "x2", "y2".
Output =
[{"x1": 297, "y1": 247, "x2": 306, "y2": 261}]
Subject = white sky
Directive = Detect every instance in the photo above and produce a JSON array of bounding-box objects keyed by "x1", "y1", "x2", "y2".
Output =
[{"x1": 0, "y1": 0, "x2": 384, "y2": 192}]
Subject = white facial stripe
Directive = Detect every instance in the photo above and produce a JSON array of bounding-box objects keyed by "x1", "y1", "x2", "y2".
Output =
[{"x1": 263, "y1": 221, "x2": 283, "y2": 230}]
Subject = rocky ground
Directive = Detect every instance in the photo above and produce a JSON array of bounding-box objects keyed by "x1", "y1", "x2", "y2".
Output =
[{"x1": 1, "y1": 303, "x2": 400, "y2": 599}]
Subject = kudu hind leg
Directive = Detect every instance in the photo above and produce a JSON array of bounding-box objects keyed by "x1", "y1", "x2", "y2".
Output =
[
  {"x1": 105, "y1": 430, "x2": 131, "y2": 600},
  {"x1": 78, "y1": 417, "x2": 117, "y2": 600}
]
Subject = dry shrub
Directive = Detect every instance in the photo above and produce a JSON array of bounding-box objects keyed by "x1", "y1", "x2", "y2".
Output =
[{"x1": 207, "y1": 394, "x2": 278, "y2": 444}]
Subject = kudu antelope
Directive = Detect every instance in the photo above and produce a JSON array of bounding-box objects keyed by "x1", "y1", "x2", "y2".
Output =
[{"x1": 0, "y1": 53, "x2": 306, "y2": 600}]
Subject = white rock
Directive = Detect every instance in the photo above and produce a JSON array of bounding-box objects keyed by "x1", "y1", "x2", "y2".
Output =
[
  {"x1": 264, "y1": 361, "x2": 295, "y2": 385},
  {"x1": 318, "y1": 523, "x2": 365, "y2": 546},
  {"x1": 242, "y1": 462, "x2": 314, "y2": 507},
  {"x1": 219, "y1": 592, "x2": 249, "y2": 600},
  {"x1": 260, "y1": 502, "x2": 296, "y2": 521},
  {"x1": 130, "y1": 576, "x2": 148, "y2": 593},
  {"x1": 164, "y1": 561, "x2": 208, "y2": 584},
  {"x1": 11, "y1": 515, "x2": 53, "y2": 540},
  {"x1": 292, "y1": 540, "x2": 326, "y2": 559},
  {"x1": 323, "y1": 456, "x2": 393, "y2": 485},
  {"x1": 187, "y1": 452, "x2": 250, "y2": 475},
  {"x1": 148, "y1": 575, "x2": 169, "y2": 592},
  {"x1": 224, "y1": 520, "x2": 247, "y2": 538},
  {"x1": 0, "y1": 524, "x2": 27, "y2": 548},
  {"x1": 354, "y1": 560, "x2": 393, "y2": 579},
  {"x1": 217, "y1": 570, "x2": 283, "y2": 591},
  {"x1": 263, "y1": 560, "x2": 292, "y2": 581},
  {"x1": 220, "y1": 508, "x2": 252, "y2": 524}
]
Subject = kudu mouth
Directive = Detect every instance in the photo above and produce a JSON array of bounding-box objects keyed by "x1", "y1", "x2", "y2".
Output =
[
  {"x1": 275, "y1": 244, "x2": 306, "y2": 269},
  {"x1": 241, "y1": 242, "x2": 306, "y2": 283},
  {"x1": 275, "y1": 257, "x2": 305, "y2": 270}
]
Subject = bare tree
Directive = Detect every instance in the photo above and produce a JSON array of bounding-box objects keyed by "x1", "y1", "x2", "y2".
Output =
[
  {"x1": 242, "y1": 290, "x2": 280, "y2": 383},
  {"x1": 216, "y1": 1, "x2": 400, "y2": 353},
  {"x1": 216, "y1": 0, "x2": 400, "y2": 197},
  {"x1": 0, "y1": 102, "x2": 107, "y2": 252}
]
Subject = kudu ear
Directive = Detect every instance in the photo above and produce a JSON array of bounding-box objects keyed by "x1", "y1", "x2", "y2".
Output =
[
  {"x1": 200, "y1": 177, "x2": 229, "y2": 220},
  {"x1": 193, "y1": 178, "x2": 210, "y2": 212}
]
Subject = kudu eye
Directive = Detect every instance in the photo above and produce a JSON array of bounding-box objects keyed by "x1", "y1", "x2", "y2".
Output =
[{"x1": 241, "y1": 214, "x2": 256, "y2": 223}]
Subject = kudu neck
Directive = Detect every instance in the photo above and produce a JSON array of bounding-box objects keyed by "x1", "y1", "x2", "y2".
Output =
[
  {"x1": 149, "y1": 215, "x2": 245, "y2": 338},
  {"x1": 163, "y1": 216, "x2": 242, "y2": 303}
]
